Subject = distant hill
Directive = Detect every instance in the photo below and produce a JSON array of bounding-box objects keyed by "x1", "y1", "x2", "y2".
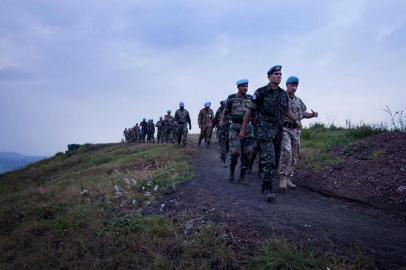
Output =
[{"x1": 0, "y1": 152, "x2": 46, "y2": 174}]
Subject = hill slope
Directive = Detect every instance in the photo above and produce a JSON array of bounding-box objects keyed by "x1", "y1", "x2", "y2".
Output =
[{"x1": 0, "y1": 152, "x2": 45, "y2": 174}]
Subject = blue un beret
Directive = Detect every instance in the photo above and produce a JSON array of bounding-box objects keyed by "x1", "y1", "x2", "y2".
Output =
[
  {"x1": 204, "y1": 102, "x2": 211, "y2": 107},
  {"x1": 286, "y1": 76, "x2": 299, "y2": 85},
  {"x1": 179, "y1": 102, "x2": 185, "y2": 107},
  {"x1": 236, "y1": 79, "x2": 249, "y2": 86},
  {"x1": 267, "y1": 65, "x2": 282, "y2": 75}
]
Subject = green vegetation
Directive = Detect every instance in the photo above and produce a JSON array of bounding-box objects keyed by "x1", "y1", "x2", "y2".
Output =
[
  {"x1": 300, "y1": 123, "x2": 387, "y2": 170},
  {"x1": 0, "y1": 140, "x2": 376, "y2": 269},
  {"x1": 251, "y1": 238, "x2": 372, "y2": 270},
  {"x1": 0, "y1": 143, "x2": 201, "y2": 269}
]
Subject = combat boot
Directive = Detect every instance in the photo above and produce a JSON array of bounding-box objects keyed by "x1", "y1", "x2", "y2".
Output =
[
  {"x1": 239, "y1": 169, "x2": 249, "y2": 185},
  {"x1": 229, "y1": 167, "x2": 235, "y2": 182},
  {"x1": 266, "y1": 182, "x2": 276, "y2": 202},
  {"x1": 286, "y1": 176, "x2": 297, "y2": 189},
  {"x1": 278, "y1": 175, "x2": 288, "y2": 192}
]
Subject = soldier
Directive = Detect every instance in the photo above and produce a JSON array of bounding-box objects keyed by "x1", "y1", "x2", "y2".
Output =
[
  {"x1": 240, "y1": 65, "x2": 296, "y2": 202},
  {"x1": 140, "y1": 118, "x2": 148, "y2": 143},
  {"x1": 174, "y1": 102, "x2": 192, "y2": 145},
  {"x1": 198, "y1": 102, "x2": 214, "y2": 147},
  {"x1": 247, "y1": 112, "x2": 263, "y2": 177},
  {"x1": 147, "y1": 119, "x2": 155, "y2": 143},
  {"x1": 123, "y1": 128, "x2": 129, "y2": 143},
  {"x1": 156, "y1": 117, "x2": 164, "y2": 144},
  {"x1": 213, "y1": 100, "x2": 229, "y2": 166},
  {"x1": 220, "y1": 79, "x2": 254, "y2": 184},
  {"x1": 164, "y1": 110, "x2": 175, "y2": 143},
  {"x1": 134, "y1": 123, "x2": 140, "y2": 143},
  {"x1": 278, "y1": 76, "x2": 318, "y2": 191}
]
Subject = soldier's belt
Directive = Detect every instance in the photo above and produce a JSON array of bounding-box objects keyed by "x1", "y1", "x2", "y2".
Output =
[{"x1": 283, "y1": 121, "x2": 299, "y2": 129}]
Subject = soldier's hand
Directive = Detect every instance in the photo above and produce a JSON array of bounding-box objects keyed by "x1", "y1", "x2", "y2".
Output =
[
  {"x1": 311, "y1": 110, "x2": 318, "y2": 118},
  {"x1": 239, "y1": 129, "x2": 246, "y2": 139},
  {"x1": 189, "y1": 125, "x2": 192, "y2": 130}
]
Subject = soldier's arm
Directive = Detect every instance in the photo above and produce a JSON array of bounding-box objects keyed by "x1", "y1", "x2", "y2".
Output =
[
  {"x1": 303, "y1": 110, "x2": 318, "y2": 118},
  {"x1": 187, "y1": 112, "x2": 192, "y2": 129},
  {"x1": 239, "y1": 109, "x2": 252, "y2": 139}
]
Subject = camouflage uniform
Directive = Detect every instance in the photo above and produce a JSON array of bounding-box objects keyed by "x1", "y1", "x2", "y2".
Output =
[
  {"x1": 140, "y1": 120, "x2": 148, "y2": 143},
  {"x1": 156, "y1": 119, "x2": 164, "y2": 144},
  {"x1": 147, "y1": 120, "x2": 155, "y2": 143},
  {"x1": 174, "y1": 108, "x2": 191, "y2": 145},
  {"x1": 213, "y1": 105, "x2": 229, "y2": 164},
  {"x1": 198, "y1": 108, "x2": 214, "y2": 146},
  {"x1": 248, "y1": 84, "x2": 289, "y2": 192},
  {"x1": 123, "y1": 128, "x2": 129, "y2": 143},
  {"x1": 278, "y1": 96, "x2": 306, "y2": 177},
  {"x1": 225, "y1": 93, "x2": 254, "y2": 183},
  {"x1": 163, "y1": 114, "x2": 175, "y2": 143}
]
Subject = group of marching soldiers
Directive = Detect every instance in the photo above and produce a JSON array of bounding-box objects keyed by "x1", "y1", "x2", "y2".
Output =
[
  {"x1": 123, "y1": 102, "x2": 192, "y2": 145},
  {"x1": 122, "y1": 64, "x2": 319, "y2": 204}
]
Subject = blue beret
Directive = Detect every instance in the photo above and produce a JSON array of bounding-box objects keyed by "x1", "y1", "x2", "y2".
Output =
[
  {"x1": 267, "y1": 65, "x2": 282, "y2": 75},
  {"x1": 236, "y1": 79, "x2": 249, "y2": 86},
  {"x1": 286, "y1": 76, "x2": 299, "y2": 85},
  {"x1": 179, "y1": 102, "x2": 184, "y2": 107},
  {"x1": 204, "y1": 102, "x2": 211, "y2": 107}
]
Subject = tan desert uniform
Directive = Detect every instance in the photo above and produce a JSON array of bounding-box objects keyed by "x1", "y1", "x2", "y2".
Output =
[
  {"x1": 278, "y1": 96, "x2": 306, "y2": 178},
  {"x1": 198, "y1": 108, "x2": 214, "y2": 146}
]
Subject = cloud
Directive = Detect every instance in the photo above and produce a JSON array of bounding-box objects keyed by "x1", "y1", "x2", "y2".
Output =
[{"x1": 0, "y1": 0, "x2": 405, "y2": 155}]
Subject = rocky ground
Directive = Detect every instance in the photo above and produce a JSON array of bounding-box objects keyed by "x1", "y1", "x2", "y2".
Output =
[{"x1": 147, "y1": 134, "x2": 406, "y2": 269}]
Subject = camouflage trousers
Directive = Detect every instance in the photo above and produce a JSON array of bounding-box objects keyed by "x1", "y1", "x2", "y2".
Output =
[
  {"x1": 258, "y1": 131, "x2": 282, "y2": 184},
  {"x1": 199, "y1": 126, "x2": 212, "y2": 145},
  {"x1": 278, "y1": 128, "x2": 301, "y2": 177},
  {"x1": 218, "y1": 124, "x2": 230, "y2": 160},
  {"x1": 157, "y1": 130, "x2": 164, "y2": 143},
  {"x1": 229, "y1": 123, "x2": 253, "y2": 171},
  {"x1": 176, "y1": 123, "x2": 188, "y2": 144},
  {"x1": 164, "y1": 126, "x2": 175, "y2": 143}
]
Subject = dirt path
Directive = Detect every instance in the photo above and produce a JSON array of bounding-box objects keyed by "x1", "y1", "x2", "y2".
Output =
[{"x1": 151, "y1": 144, "x2": 406, "y2": 269}]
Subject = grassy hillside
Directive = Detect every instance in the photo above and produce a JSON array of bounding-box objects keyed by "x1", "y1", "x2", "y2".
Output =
[
  {"x1": 300, "y1": 123, "x2": 386, "y2": 170},
  {"x1": 0, "y1": 140, "x2": 376, "y2": 269}
]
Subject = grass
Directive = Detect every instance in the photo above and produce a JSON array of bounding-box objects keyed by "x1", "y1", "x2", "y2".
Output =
[
  {"x1": 299, "y1": 123, "x2": 387, "y2": 170},
  {"x1": 0, "y1": 142, "x2": 201, "y2": 269},
  {"x1": 0, "y1": 138, "x2": 379, "y2": 269},
  {"x1": 251, "y1": 238, "x2": 373, "y2": 270}
]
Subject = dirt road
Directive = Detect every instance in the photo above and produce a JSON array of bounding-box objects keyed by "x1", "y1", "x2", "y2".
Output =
[{"x1": 154, "y1": 143, "x2": 406, "y2": 269}]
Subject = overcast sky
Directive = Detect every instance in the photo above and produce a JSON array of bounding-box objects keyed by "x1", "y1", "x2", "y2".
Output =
[{"x1": 1, "y1": 0, "x2": 405, "y2": 156}]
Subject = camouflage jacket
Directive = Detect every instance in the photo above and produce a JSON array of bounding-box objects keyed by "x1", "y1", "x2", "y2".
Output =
[
  {"x1": 224, "y1": 93, "x2": 253, "y2": 124},
  {"x1": 174, "y1": 109, "x2": 191, "y2": 125},
  {"x1": 163, "y1": 115, "x2": 175, "y2": 127},
  {"x1": 248, "y1": 84, "x2": 289, "y2": 140},
  {"x1": 213, "y1": 106, "x2": 226, "y2": 128},
  {"x1": 156, "y1": 120, "x2": 164, "y2": 130},
  {"x1": 140, "y1": 120, "x2": 148, "y2": 132},
  {"x1": 286, "y1": 95, "x2": 306, "y2": 122},
  {"x1": 198, "y1": 108, "x2": 214, "y2": 128}
]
